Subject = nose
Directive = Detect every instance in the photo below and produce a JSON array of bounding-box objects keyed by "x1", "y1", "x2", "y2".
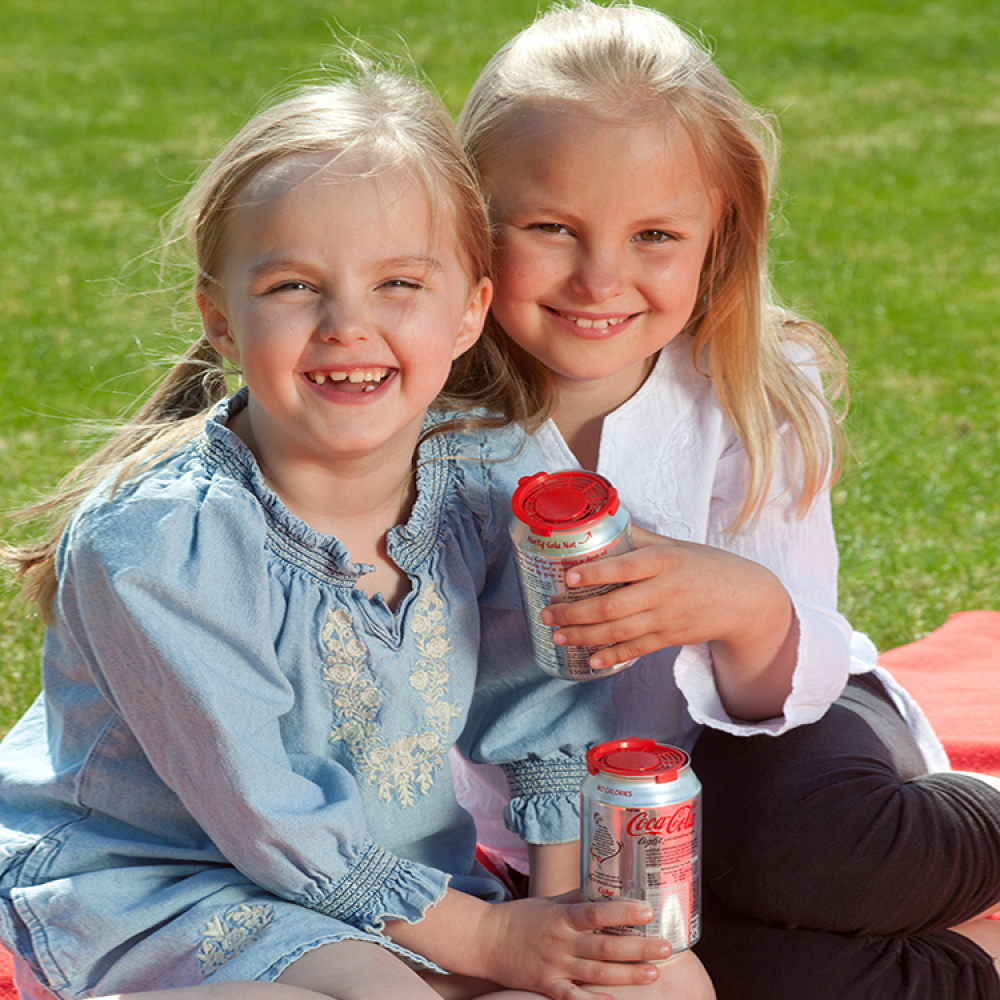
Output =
[
  {"x1": 569, "y1": 243, "x2": 627, "y2": 303},
  {"x1": 318, "y1": 297, "x2": 370, "y2": 344}
]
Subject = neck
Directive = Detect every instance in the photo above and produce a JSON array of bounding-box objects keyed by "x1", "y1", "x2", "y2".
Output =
[
  {"x1": 229, "y1": 405, "x2": 419, "y2": 536},
  {"x1": 271, "y1": 457, "x2": 417, "y2": 539},
  {"x1": 549, "y1": 353, "x2": 659, "y2": 471},
  {"x1": 229, "y1": 403, "x2": 420, "y2": 611},
  {"x1": 552, "y1": 403, "x2": 604, "y2": 472}
]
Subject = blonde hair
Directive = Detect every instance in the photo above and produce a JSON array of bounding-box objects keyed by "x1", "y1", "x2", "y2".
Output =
[
  {"x1": 5, "y1": 60, "x2": 542, "y2": 617},
  {"x1": 459, "y1": 0, "x2": 847, "y2": 528}
]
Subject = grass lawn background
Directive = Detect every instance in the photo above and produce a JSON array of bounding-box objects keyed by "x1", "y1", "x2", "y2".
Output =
[{"x1": 2, "y1": 0, "x2": 997, "y2": 734}]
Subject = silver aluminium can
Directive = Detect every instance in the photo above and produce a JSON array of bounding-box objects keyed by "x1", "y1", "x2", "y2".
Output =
[
  {"x1": 510, "y1": 470, "x2": 635, "y2": 681},
  {"x1": 581, "y1": 739, "x2": 702, "y2": 953}
]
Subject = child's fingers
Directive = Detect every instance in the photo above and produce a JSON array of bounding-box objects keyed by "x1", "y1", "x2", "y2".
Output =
[
  {"x1": 542, "y1": 580, "x2": 652, "y2": 629},
  {"x1": 628, "y1": 523, "x2": 662, "y2": 547},
  {"x1": 586, "y1": 640, "x2": 651, "y2": 671},
  {"x1": 557, "y1": 950, "x2": 667, "y2": 997},
  {"x1": 563, "y1": 546, "x2": 666, "y2": 590},
  {"x1": 550, "y1": 628, "x2": 657, "y2": 672},
  {"x1": 566, "y1": 898, "x2": 655, "y2": 932},
  {"x1": 576, "y1": 930, "x2": 673, "y2": 965},
  {"x1": 548, "y1": 613, "x2": 670, "y2": 664},
  {"x1": 559, "y1": 927, "x2": 673, "y2": 1000}
]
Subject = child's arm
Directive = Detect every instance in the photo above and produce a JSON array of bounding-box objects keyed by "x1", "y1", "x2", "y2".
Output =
[
  {"x1": 542, "y1": 525, "x2": 799, "y2": 721},
  {"x1": 384, "y1": 888, "x2": 670, "y2": 1000},
  {"x1": 528, "y1": 841, "x2": 581, "y2": 897}
]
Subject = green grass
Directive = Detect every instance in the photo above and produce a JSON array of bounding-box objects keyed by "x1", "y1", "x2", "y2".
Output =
[{"x1": 2, "y1": 0, "x2": 997, "y2": 734}]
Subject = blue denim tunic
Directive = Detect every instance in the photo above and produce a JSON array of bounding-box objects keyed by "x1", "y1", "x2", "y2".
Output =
[{"x1": 0, "y1": 393, "x2": 613, "y2": 996}]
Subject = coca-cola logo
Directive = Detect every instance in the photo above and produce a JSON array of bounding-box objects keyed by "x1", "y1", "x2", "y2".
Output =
[{"x1": 625, "y1": 803, "x2": 696, "y2": 837}]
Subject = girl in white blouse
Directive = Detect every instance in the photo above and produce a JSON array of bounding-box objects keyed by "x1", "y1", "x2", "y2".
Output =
[{"x1": 451, "y1": 4, "x2": 1000, "y2": 999}]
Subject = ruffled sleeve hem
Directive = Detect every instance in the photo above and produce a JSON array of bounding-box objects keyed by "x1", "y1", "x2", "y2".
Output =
[
  {"x1": 500, "y1": 756, "x2": 588, "y2": 843},
  {"x1": 308, "y1": 839, "x2": 451, "y2": 934}
]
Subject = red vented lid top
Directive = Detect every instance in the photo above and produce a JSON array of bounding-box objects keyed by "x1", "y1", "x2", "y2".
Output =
[
  {"x1": 512, "y1": 470, "x2": 620, "y2": 537},
  {"x1": 586, "y1": 739, "x2": 688, "y2": 783}
]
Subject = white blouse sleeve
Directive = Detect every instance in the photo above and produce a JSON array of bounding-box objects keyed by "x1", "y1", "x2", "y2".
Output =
[{"x1": 675, "y1": 417, "x2": 853, "y2": 736}]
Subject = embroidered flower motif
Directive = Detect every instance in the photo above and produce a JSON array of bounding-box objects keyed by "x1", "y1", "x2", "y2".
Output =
[
  {"x1": 321, "y1": 585, "x2": 461, "y2": 807},
  {"x1": 197, "y1": 903, "x2": 275, "y2": 977},
  {"x1": 422, "y1": 634, "x2": 451, "y2": 661}
]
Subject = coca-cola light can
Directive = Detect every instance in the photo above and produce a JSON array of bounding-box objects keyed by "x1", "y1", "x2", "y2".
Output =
[
  {"x1": 581, "y1": 739, "x2": 702, "y2": 952},
  {"x1": 510, "y1": 470, "x2": 635, "y2": 681}
]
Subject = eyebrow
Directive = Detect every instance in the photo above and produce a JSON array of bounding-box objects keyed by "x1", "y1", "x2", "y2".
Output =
[
  {"x1": 381, "y1": 253, "x2": 445, "y2": 273},
  {"x1": 502, "y1": 195, "x2": 708, "y2": 227},
  {"x1": 246, "y1": 252, "x2": 445, "y2": 279}
]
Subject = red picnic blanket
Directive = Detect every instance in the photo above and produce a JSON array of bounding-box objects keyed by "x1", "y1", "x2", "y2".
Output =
[
  {"x1": 0, "y1": 611, "x2": 996, "y2": 993},
  {"x1": 0, "y1": 950, "x2": 12, "y2": 1000},
  {"x1": 879, "y1": 610, "x2": 1000, "y2": 777}
]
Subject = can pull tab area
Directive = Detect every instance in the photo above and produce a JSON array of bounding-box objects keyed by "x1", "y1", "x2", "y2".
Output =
[{"x1": 587, "y1": 738, "x2": 688, "y2": 783}]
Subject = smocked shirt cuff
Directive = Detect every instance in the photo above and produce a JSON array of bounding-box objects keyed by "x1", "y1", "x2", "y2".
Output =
[
  {"x1": 308, "y1": 838, "x2": 450, "y2": 933},
  {"x1": 499, "y1": 756, "x2": 589, "y2": 844}
]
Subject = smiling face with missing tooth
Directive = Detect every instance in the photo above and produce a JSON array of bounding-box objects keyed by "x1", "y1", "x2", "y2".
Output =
[{"x1": 198, "y1": 151, "x2": 490, "y2": 476}]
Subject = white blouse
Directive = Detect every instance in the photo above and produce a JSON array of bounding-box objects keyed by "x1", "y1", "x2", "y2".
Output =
[{"x1": 454, "y1": 336, "x2": 949, "y2": 872}]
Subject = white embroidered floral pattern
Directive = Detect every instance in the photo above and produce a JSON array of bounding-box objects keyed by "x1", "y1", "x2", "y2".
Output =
[
  {"x1": 322, "y1": 585, "x2": 460, "y2": 807},
  {"x1": 197, "y1": 903, "x2": 275, "y2": 976}
]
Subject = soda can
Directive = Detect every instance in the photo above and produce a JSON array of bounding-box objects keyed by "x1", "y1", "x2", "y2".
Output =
[
  {"x1": 510, "y1": 470, "x2": 635, "y2": 681},
  {"x1": 581, "y1": 739, "x2": 702, "y2": 953}
]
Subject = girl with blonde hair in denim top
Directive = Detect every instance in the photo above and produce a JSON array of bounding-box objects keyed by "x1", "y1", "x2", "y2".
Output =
[{"x1": 0, "y1": 60, "x2": 697, "y2": 1000}]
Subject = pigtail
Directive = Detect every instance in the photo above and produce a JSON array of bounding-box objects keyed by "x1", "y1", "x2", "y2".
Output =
[
  {"x1": 697, "y1": 306, "x2": 847, "y2": 532},
  {"x1": 2, "y1": 335, "x2": 230, "y2": 620}
]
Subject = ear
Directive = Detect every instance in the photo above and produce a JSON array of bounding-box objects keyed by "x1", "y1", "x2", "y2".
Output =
[
  {"x1": 452, "y1": 277, "x2": 493, "y2": 360},
  {"x1": 197, "y1": 289, "x2": 241, "y2": 364}
]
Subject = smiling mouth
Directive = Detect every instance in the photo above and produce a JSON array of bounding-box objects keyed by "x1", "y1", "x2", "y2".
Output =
[
  {"x1": 304, "y1": 368, "x2": 391, "y2": 392},
  {"x1": 552, "y1": 310, "x2": 631, "y2": 330}
]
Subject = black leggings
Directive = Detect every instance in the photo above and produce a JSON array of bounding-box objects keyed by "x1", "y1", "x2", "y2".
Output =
[{"x1": 690, "y1": 673, "x2": 1000, "y2": 1000}]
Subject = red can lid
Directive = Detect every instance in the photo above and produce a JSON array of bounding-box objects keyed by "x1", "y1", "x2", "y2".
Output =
[
  {"x1": 512, "y1": 471, "x2": 620, "y2": 537},
  {"x1": 586, "y1": 739, "x2": 688, "y2": 783}
]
